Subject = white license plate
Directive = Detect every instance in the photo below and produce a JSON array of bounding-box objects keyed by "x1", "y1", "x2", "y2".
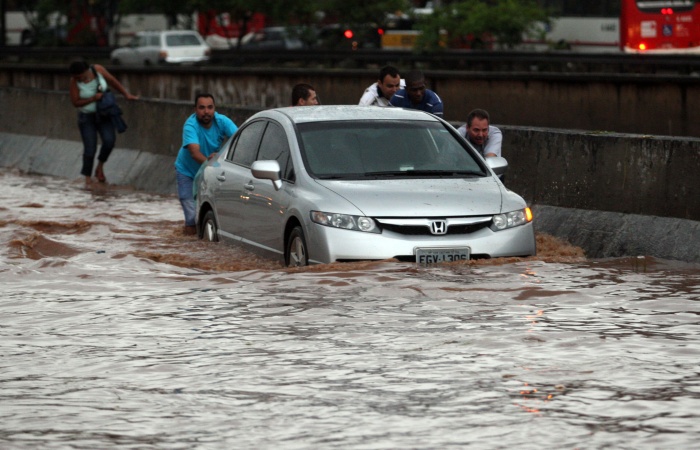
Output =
[{"x1": 415, "y1": 247, "x2": 470, "y2": 264}]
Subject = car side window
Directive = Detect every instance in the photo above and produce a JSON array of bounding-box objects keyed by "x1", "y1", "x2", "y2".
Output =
[
  {"x1": 257, "y1": 122, "x2": 293, "y2": 181},
  {"x1": 229, "y1": 121, "x2": 266, "y2": 167},
  {"x1": 168, "y1": 34, "x2": 201, "y2": 46}
]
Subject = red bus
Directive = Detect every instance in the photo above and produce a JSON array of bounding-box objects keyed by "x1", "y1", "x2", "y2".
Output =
[{"x1": 621, "y1": 0, "x2": 700, "y2": 52}]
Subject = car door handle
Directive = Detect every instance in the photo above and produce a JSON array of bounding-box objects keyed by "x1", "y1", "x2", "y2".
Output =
[
  {"x1": 216, "y1": 173, "x2": 225, "y2": 182},
  {"x1": 244, "y1": 182, "x2": 255, "y2": 191}
]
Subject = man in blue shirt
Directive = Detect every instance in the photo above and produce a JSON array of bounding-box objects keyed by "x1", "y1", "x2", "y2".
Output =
[
  {"x1": 389, "y1": 70, "x2": 443, "y2": 117},
  {"x1": 174, "y1": 93, "x2": 238, "y2": 235}
]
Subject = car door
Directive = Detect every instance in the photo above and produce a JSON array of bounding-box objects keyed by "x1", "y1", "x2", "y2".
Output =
[
  {"x1": 142, "y1": 34, "x2": 161, "y2": 65},
  {"x1": 121, "y1": 35, "x2": 143, "y2": 65},
  {"x1": 214, "y1": 120, "x2": 266, "y2": 240},
  {"x1": 236, "y1": 121, "x2": 295, "y2": 253}
]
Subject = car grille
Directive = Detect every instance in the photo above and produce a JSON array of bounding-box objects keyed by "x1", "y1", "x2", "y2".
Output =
[{"x1": 378, "y1": 219, "x2": 492, "y2": 236}]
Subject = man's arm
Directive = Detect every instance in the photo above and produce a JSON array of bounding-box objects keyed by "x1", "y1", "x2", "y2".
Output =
[
  {"x1": 182, "y1": 120, "x2": 209, "y2": 164},
  {"x1": 186, "y1": 143, "x2": 208, "y2": 164},
  {"x1": 430, "y1": 92, "x2": 444, "y2": 117},
  {"x1": 388, "y1": 91, "x2": 404, "y2": 107},
  {"x1": 218, "y1": 114, "x2": 238, "y2": 137}
]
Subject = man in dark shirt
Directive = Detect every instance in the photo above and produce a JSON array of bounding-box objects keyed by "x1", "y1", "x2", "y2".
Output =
[{"x1": 389, "y1": 70, "x2": 443, "y2": 117}]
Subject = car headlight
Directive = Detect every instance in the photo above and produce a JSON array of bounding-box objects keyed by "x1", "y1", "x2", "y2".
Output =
[
  {"x1": 490, "y1": 207, "x2": 533, "y2": 231},
  {"x1": 311, "y1": 211, "x2": 380, "y2": 233}
]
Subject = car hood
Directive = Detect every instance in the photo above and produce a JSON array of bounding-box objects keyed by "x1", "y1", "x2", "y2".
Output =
[{"x1": 313, "y1": 178, "x2": 505, "y2": 217}]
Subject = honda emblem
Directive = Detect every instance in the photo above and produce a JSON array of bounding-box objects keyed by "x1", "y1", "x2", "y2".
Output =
[{"x1": 430, "y1": 220, "x2": 447, "y2": 235}]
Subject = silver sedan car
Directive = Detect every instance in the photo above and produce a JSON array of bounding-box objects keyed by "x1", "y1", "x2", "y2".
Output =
[{"x1": 195, "y1": 106, "x2": 536, "y2": 266}]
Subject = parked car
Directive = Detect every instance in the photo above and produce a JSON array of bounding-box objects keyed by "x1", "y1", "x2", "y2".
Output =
[
  {"x1": 240, "y1": 26, "x2": 308, "y2": 50},
  {"x1": 194, "y1": 106, "x2": 536, "y2": 266},
  {"x1": 20, "y1": 26, "x2": 68, "y2": 46},
  {"x1": 110, "y1": 30, "x2": 210, "y2": 66}
]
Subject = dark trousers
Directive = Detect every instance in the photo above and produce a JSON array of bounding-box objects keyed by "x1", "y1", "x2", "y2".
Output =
[{"x1": 77, "y1": 111, "x2": 116, "y2": 177}]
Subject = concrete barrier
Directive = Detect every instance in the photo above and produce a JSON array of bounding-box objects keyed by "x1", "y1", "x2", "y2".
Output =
[
  {"x1": 0, "y1": 134, "x2": 176, "y2": 194},
  {"x1": 533, "y1": 205, "x2": 700, "y2": 262},
  {"x1": 1, "y1": 87, "x2": 699, "y2": 263},
  {"x1": 2, "y1": 64, "x2": 700, "y2": 137}
]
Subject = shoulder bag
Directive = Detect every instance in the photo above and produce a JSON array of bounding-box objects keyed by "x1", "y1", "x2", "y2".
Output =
[
  {"x1": 90, "y1": 66, "x2": 127, "y2": 133},
  {"x1": 90, "y1": 66, "x2": 117, "y2": 114}
]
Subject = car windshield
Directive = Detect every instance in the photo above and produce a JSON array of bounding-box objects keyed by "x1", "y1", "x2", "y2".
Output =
[
  {"x1": 298, "y1": 120, "x2": 487, "y2": 179},
  {"x1": 166, "y1": 34, "x2": 202, "y2": 46}
]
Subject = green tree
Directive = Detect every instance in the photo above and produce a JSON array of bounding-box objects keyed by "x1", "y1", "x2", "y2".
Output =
[
  {"x1": 19, "y1": 0, "x2": 121, "y2": 46},
  {"x1": 17, "y1": 0, "x2": 69, "y2": 46},
  {"x1": 193, "y1": 0, "x2": 410, "y2": 38},
  {"x1": 415, "y1": 0, "x2": 550, "y2": 51}
]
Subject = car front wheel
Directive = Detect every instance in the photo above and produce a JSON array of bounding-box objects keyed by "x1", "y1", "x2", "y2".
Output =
[
  {"x1": 200, "y1": 210, "x2": 219, "y2": 242},
  {"x1": 286, "y1": 226, "x2": 308, "y2": 267}
]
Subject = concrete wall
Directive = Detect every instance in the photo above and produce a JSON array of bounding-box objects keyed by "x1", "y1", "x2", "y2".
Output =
[
  {"x1": 2, "y1": 87, "x2": 699, "y2": 263},
  {"x1": 1, "y1": 64, "x2": 700, "y2": 137},
  {"x1": 505, "y1": 127, "x2": 700, "y2": 221}
]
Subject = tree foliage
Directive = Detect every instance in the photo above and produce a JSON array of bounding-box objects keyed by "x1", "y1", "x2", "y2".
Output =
[
  {"x1": 18, "y1": 0, "x2": 118, "y2": 46},
  {"x1": 318, "y1": 0, "x2": 408, "y2": 25},
  {"x1": 16, "y1": 0, "x2": 412, "y2": 46},
  {"x1": 415, "y1": 0, "x2": 550, "y2": 51}
]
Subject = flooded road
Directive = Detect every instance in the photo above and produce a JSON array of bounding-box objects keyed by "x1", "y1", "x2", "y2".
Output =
[{"x1": 1, "y1": 168, "x2": 699, "y2": 449}]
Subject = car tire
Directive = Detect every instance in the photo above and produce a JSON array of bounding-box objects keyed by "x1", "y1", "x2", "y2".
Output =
[
  {"x1": 200, "y1": 210, "x2": 219, "y2": 242},
  {"x1": 286, "y1": 226, "x2": 308, "y2": 267}
]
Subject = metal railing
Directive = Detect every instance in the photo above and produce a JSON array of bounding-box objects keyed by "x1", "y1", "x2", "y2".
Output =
[{"x1": 3, "y1": 46, "x2": 700, "y2": 74}]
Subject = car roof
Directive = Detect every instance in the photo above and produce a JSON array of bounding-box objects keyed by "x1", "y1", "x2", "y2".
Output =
[
  {"x1": 137, "y1": 30, "x2": 201, "y2": 36},
  {"x1": 259, "y1": 105, "x2": 442, "y2": 124}
]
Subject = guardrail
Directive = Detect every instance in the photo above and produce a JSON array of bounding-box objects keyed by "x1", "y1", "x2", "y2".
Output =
[
  {"x1": 211, "y1": 49, "x2": 700, "y2": 74},
  {"x1": 0, "y1": 46, "x2": 114, "y2": 63},
  {"x1": 3, "y1": 46, "x2": 700, "y2": 74}
]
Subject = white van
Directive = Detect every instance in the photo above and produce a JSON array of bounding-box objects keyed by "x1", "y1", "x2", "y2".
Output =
[{"x1": 110, "y1": 30, "x2": 211, "y2": 66}]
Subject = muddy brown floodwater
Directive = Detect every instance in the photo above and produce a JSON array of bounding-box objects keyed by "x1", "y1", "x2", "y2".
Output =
[{"x1": 1, "y1": 168, "x2": 699, "y2": 449}]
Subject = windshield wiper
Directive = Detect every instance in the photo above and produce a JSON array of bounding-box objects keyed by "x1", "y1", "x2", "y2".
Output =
[
  {"x1": 316, "y1": 174, "x2": 356, "y2": 179},
  {"x1": 364, "y1": 169, "x2": 486, "y2": 177}
]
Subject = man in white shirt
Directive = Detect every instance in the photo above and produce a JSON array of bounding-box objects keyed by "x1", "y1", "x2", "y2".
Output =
[
  {"x1": 457, "y1": 109, "x2": 502, "y2": 158},
  {"x1": 358, "y1": 65, "x2": 404, "y2": 107}
]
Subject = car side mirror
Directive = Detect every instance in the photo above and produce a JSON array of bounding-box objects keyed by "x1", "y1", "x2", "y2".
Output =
[
  {"x1": 251, "y1": 160, "x2": 283, "y2": 190},
  {"x1": 486, "y1": 156, "x2": 508, "y2": 176}
]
